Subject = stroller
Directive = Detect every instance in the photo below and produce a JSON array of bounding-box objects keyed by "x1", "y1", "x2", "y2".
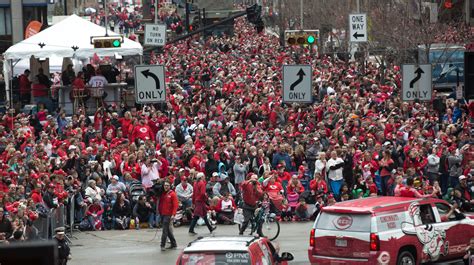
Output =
[{"x1": 129, "y1": 181, "x2": 147, "y2": 203}]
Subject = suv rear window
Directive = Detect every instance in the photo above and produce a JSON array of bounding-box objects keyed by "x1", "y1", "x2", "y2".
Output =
[
  {"x1": 179, "y1": 252, "x2": 251, "y2": 265},
  {"x1": 316, "y1": 212, "x2": 371, "y2": 232}
]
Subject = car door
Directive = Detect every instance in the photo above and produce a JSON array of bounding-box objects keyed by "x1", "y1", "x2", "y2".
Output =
[{"x1": 433, "y1": 202, "x2": 467, "y2": 260}]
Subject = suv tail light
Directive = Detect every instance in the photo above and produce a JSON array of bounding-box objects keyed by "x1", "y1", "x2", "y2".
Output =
[
  {"x1": 310, "y1": 228, "x2": 315, "y2": 247},
  {"x1": 370, "y1": 233, "x2": 380, "y2": 251}
]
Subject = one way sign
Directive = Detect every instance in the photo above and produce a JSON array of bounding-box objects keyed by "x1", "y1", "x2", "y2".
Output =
[
  {"x1": 349, "y1": 13, "x2": 367, "y2": 42},
  {"x1": 134, "y1": 65, "x2": 166, "y2": 104},
  {"x1": 283, "y1": 65, "x2": 312, "y2": 103}
]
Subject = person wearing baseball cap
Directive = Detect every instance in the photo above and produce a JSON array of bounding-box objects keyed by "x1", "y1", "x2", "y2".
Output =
[
  {"x1": 189, "y1": 172, "x2": 215, "y2": 235},
  {"x1": 54, "y1": 227, "x2": 71, "y2": 265},
  {"x1": 455, "y1": 175, "x2": 474, "y2": 212}
]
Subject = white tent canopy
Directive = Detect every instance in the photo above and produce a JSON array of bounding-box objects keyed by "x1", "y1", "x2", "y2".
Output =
[{"x1": 3, "y1": 14, "x2": 142, "y2": 60}]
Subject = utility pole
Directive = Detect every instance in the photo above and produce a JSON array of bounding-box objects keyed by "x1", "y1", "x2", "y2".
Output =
[
  {"x1": 104, "y1": 0, "x2": 108, "y2": 36},
  {"x1": 154, "y1": 0, "x2": 158, "y2": 23},
  {"x1": 64, "y1": 0, "x2": 68, "y2": 15},
  {"x1": 185, "y1": 2, "x2": 190, "y2": 32},
  {"x1": 300, "y1": 0, "x2": 303, "y2": 29}
]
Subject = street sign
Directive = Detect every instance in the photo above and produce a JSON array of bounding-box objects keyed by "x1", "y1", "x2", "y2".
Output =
[
  {"x1": 402, "y1": 64, "x2": 432, "y2": 101},
  {"x1": 349, "y1": 13, "x2": 367, "y2": 42},
  {"x1": 282, "y1": 65, "x2": 312, "y2": 103},
  {"x1": 144, "y1": 24, "x2": 166, "y2": 46},
  {"x1": 134, "y1": 65, "x2": 166, "y2": 104}
]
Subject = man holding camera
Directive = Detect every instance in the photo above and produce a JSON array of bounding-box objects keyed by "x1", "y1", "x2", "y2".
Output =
[{"x1": 238, "y1": 174, "x2": 263, "y2": 236}]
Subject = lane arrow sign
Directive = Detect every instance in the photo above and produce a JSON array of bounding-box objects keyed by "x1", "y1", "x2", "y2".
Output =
[
  {"x1": 409, "y1": 67, "x2": 424, "y2": 88},
  {"x1": 352, "y1": 32, "x2": 365, "y2": 39},
  {"x1": 141, "y1": 69, "x2": 161, "y2": 90},
  {"x1": 290, "y1": 69, "x2": 306, "y2": 91}
]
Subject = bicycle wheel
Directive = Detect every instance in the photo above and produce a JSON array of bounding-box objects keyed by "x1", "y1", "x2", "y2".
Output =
[{"x1": 261, "y1": 216, "x2": 280, "y2": 241}]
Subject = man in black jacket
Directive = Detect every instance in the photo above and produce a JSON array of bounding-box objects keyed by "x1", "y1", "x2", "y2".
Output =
[
  {"x1": 0, "y1": 207, "x2": 12, "y2": 240},
  {"x1": 54, "y1": 227, "x2": 71, "y2": 265}
]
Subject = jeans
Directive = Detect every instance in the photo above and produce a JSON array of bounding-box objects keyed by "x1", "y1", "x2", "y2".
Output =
[
  {"x1": 380, "y1": 176, "x2": 391, "y2": 196},
  {"x1": 161, "y1": 215, "x2": 177, "y2": 247},
  {"x1": 329, "y1": 179, "x2": 343, "y2": 198}
]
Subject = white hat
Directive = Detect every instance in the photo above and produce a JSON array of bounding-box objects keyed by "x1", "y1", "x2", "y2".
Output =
[
  {"x1": 212, "y1": 172, "x2": 219, "y2": 177},
  {"x1": 68, "y1": 145, "x2": 77, "y2": 150},
  {"x1": 112, "y1": 175, "x2": 119, "y2": 180},
  {"x1": 196, "y1": 172, "x2": 205, "y2": 179},
  {"x1": 459, "y1": 175, "x2": 467, "y2": 181}
]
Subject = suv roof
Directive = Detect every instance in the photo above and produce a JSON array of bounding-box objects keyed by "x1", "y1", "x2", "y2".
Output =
[
  {"x1": 322, "y1": 197, "x2": 438, "y2": 214},
  {"x1": 183, "y1": 236, "x2": 259, "y2": 253}
]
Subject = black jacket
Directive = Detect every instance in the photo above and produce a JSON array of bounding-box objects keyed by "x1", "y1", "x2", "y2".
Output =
[
  {"x1": 55, "y1": 237, "x2": 70, "y2": 260},
  {"x1": 0, "y1": 217, "x2": 13, "y2": 239},
  {"x1": 113, "y1": 200, "x2": 131, "y2": 217}
]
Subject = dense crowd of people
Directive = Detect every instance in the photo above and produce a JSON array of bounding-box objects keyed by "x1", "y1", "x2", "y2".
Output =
[{"x1": 0, "y1": 12, "x2": 473, "y2": 254}]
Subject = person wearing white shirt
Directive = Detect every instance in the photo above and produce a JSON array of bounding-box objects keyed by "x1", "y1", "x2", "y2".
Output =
[
  {"x1": 175, "y1": 177, "x2": 193, "y2": 209},
  {"x1": 326, "y1": 151, "x2": 345, "y2": 198},
  {"x1": 88, "y1": 71, "x2": 108, "y2": 87},
  {"x1": 141, "y1": 158, "x2": 161, "y2": 189},
  {"x1": 314, "y1": 152, "x2": 327, "y2": 179}
]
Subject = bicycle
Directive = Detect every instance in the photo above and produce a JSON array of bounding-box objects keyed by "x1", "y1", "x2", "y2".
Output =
[{"x1": 239, "y1": 205, "x2": 280, "y2": 241}]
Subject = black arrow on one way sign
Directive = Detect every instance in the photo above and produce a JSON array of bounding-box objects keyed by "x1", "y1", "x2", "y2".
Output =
[
  {"x1": 141, "y1": 69, "x2": 161, "y2": 90},
  {"x1": 290, "y1": 69, "x2": 306, "y2": 91},
  {"x1": 409, "y1": 67, "x2": 424, "y2": 88},
  {"x1": 352, "y1": 32, "x2": 365, "y2": 39}
]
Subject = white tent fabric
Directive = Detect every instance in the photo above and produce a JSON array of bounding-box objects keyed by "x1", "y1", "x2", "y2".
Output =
[{"x1": 3, "y1": 14, "x2": 142, "y2": 60}]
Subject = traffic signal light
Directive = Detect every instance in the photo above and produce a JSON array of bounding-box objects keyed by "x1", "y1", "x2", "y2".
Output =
[
  {"x1": 93, "y1": 36, "x2": 122, "y2": 48},
  {"x1": 285, "y1": 30, "x2": 319, "y2": 47}
]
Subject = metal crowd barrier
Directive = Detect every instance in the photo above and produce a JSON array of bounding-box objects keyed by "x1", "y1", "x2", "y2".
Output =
[{"x1": 32, "y1": 201, "x2": 74, "y2": 241}]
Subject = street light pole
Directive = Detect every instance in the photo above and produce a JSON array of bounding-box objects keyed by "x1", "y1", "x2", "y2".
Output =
[
  {"x1": 104, "y1": 0, "x2": 109, "y2": 36},
  {"x1": 155, "y1": 0, "x2": 158, "y2": 24},
  {"x1": 300, "y1": 0, "x2": 303, "y2": 29}
]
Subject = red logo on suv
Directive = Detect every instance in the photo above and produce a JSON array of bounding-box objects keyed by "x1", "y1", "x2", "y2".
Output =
[{"x1": 333, "y1": 216, "x2": 353, "y2": 230}]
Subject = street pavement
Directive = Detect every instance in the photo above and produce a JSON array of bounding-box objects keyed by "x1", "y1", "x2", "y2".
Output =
[{"x1": 69, "y1": 221, "x2": 314, "y2": 265}]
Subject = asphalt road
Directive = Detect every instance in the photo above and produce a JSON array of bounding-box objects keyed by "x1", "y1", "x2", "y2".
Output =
[{"x1": 69, "y1": 221, "x2": 314, "y2": 265}]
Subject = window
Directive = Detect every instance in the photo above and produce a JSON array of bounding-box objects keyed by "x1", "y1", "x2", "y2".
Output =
[
  {"x1": 316, "y1": 213, "x2": 371, "y2": 232},
  {"x1": 0, "y1": 8, "x2": 11, "y2": 35},
  {"x1": 435, "y1": 203, "x2": 451, "y2": 215},
  {"x1": 419, "y1": 204, "x2": 435, "y2": 224}
]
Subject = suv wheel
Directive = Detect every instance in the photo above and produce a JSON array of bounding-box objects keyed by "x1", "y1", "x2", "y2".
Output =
[{"x1": 397, "y1": 251, "x2": 415, "y2": 265}]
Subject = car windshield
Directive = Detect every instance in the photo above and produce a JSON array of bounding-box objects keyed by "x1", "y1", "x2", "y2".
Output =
[
  {"x1": 316, "y1": 212, "x2": 371, "y2": 232},
  {"x1": 179, "y1": 252, "x2": 251, "y2": 265}
]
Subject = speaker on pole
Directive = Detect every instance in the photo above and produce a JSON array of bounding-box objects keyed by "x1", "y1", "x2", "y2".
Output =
[{"x1": 465, "y1": 51, "x2": 474, "y2": 100}]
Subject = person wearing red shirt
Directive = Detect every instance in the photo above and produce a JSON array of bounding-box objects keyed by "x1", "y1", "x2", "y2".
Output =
[
  {"x1": 19, "y1": 69, "x2": 32, "y2": 105},
  {"x1": 188, "y1": 152, "x2": 204, "y2": 172},
  {"x1": 287, "y1": 176, "x2": 305, "y2": 196},
  {"x1": 189, "y1": 173, "x2": 215, "y2": 235},
  {"x1": 131, "y1": 119, "x2": 155, "y2": 143},
  {"x1": 158, "y1": 181, "x2": 178, "y2": 250},
  {"x1": 215, "y1": 193, "x2": 237, "y2": 224},
  {"x1": 309, "y1": 172, "x2": 328, "y2": 196},
  {"x1": 30, "y1": 185, "x2": 43, "y2": 204},
  {"x1": 276, "y1": 164, "x2": 291, "y2": 183},
  {"x1": 119, "y1": 112, "x2": 133, "y2": 138},
  {"x1": 239, "y1": 174, "x2": 263, "y2": 236},
  {"x1": 262, "y1": 174, "x2": 284, "y2": 210},
  {"x1": 398, "y1": 177, "x2": 436, "y2": 198}
]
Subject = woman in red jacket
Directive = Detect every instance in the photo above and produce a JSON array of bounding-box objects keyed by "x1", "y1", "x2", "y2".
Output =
[
  {"x1": 188, "y1": 172, "x2": 215, "y2": 235},
  {"x1": 309, "y1": 172, "x2": 328, "y2": 199}
]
